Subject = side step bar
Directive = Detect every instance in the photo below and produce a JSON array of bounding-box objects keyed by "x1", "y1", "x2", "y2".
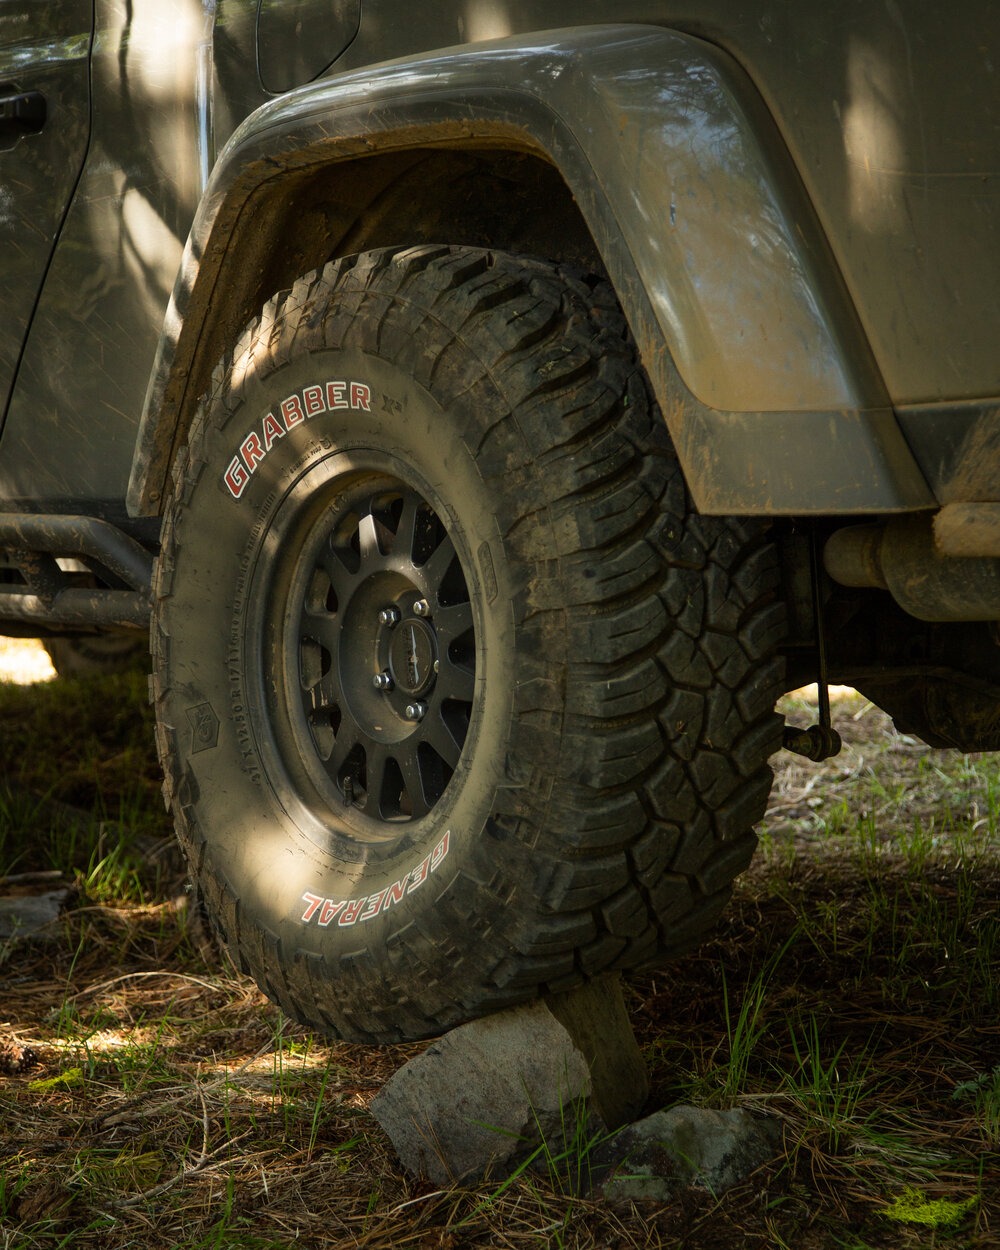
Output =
[{"x1": 0, "y1": 515, "x2": 154, "y2": 629}]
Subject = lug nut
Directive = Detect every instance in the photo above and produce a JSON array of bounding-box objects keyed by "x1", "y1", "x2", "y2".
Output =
[
  {"x1": 412, "y1": 598, "x2": 431, "y2": 618},
  {"x1": 379, "y1": 605, "x2": 401, "y2": 627},
  {"x1": 373, "y1": 670, "x2": 394, "y2": 691},
  {"x1": 404, "y1": 701, "x2": 427, "y2": 721}
]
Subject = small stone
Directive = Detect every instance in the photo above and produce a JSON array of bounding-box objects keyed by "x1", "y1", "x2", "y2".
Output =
[
  {"x1": 0, "y1": 890, "x2": 69, "y2": 941},
  {"x1": 594, "y1": 1105, "x2": 782, "y2": 1202},
  {"x1": 370, "y1": 975, "x2": 648, "y2": 1185}
]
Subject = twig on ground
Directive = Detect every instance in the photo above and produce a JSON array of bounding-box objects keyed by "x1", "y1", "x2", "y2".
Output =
[
  {"x1": 108, "y1": 1131, "x2": 252, "y2": 1209},
  {"x1": 68, "y1": 969, "x2": 227, "y2": 1003}
]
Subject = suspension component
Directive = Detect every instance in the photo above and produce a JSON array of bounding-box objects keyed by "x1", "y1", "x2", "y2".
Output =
[
  {"x1": 783, "y1": 529, "x2": 843, "y2": 762},
  {"x1": 782, "y1": 722, "x2": 841, "y2": 761}
]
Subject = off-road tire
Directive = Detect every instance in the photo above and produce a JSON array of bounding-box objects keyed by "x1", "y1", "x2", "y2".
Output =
[
  {"x1": 152, "y1": 245, "x2": 786, "y2": 1043},
  {"x1": 44, "y1": 632, "x2": 146, "y2": 678}
]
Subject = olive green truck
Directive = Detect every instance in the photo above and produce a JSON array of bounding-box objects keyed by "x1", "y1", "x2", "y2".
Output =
[{"x1": 1, "y1": 1, "x2": 997, "y2": 1040}]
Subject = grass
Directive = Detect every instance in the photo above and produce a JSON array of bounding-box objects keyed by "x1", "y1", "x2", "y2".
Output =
[{"x1": 0, "y1": 657, "x2": 998, "y2": 1247}]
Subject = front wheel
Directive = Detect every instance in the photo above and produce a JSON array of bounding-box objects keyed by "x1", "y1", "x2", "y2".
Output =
[{"x1": 152, "y1": 246, "x2": 785, "y2": 1042}]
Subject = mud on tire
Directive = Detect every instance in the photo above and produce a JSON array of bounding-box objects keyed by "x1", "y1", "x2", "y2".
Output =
[{"x1": 152, "y1": 245, "x2": 786, "y2": 1043}]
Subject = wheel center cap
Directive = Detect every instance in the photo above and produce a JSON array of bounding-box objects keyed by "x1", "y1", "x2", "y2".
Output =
[{"x1": 388, "y1": 617, "x2": 437, "y2": 696}]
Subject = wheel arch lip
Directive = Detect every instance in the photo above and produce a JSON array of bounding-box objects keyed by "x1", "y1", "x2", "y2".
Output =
[{"x1": 128, "y1": 23, "x2": 933, "y2": 520}]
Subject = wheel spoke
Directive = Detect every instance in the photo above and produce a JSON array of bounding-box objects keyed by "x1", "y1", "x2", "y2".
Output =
[
  {"x1": 300, "y1": 609, "x2": 340, "y2": 660},
  {"x1": 323, "y1": 547, "x2": 359, "y2": 590},
  {"x1": 398, "y1": 752, "x2": 432, "y2": 820},
  {"x1": 433, "y1": 600, "x2": 473, "y2": 646},
  {"x1": 393, "y1": 494, "x2": 420, "y2": 561},
  {"x1": 359, "y1": 742, "x2": 390, "y2": 819},
  {"x1": 325, "y1": 724, "x2": 361, "y2": 784},
  {"x1": 435, "y1": 658, "x2": 475, "y2": 703},
  {"x1": 357, "y1": 512, "x2": 383, "y2": 567},
  {"x1": 420, "y1": 532, "x2": 457, "y2": 591},
  {"x1": 422, "y1": 711, "x2": 464, "y2": 770}
]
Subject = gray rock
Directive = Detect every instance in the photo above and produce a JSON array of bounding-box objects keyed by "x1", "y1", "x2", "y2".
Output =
[
  {"x1": 594, "y1": 1105, "x2": 782, "y2": 1202},
  {"x1": 0, "y1": 890, "x2": 69, "y2": 941},
  {"x1": 370, "y1": 976, "x2": 649, "y2": 1185}
]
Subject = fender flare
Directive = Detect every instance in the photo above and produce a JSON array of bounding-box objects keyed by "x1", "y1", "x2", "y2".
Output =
[{"x1": 128, "y1": 24, "x2": 932, "y2": 517}]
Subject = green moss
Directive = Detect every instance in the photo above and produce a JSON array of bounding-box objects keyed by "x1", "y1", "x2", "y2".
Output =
[{"x1": 881, "y1": 1186, "x2": 977, "y2": 1229}]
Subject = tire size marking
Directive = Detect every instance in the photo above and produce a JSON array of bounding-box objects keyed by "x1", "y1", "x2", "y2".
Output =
[
  {"x1": 300, "y1": 830, "x2": 451, "y2": 928},
  {"x1": 223, "y1": 380, "x2": 372, "y2": 499}
]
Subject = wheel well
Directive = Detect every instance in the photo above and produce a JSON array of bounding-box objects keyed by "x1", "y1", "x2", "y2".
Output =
[
  {"x1": 168, "y1": 147, "x2": 600, "y2": 489},
  {"x1": 259, "y1": 147, "x2": 601, "y2": 291}
]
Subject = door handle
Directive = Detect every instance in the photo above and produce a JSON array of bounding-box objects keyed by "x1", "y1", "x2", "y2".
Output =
[{"x1": 0, "y1": 90, "x2": 46, "y2": 137}]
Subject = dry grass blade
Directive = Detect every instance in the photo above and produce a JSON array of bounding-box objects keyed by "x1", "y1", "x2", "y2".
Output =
[{"x1": 108, "y1": 1133, "x2": 254, "y2": 1211}]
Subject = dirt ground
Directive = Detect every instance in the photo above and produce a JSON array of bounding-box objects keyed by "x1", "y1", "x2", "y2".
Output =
[{"x1": 0, "y1": 649, "x2": 997, "y2": 1248}]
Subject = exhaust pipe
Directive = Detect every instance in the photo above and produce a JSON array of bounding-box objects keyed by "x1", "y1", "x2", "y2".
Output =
[{"x1": 824, "y1": 515, "x2": 1000, "y2": 622}]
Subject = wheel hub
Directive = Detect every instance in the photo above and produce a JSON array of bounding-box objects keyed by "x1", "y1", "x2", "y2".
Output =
[{"x1": 388, "y1": 615, "x2": 437, "y2": 697}]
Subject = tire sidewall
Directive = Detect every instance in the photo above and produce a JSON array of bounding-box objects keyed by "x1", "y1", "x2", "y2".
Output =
[{"x1": 163, "y1": 346, "x2": 521, "y2": 968}]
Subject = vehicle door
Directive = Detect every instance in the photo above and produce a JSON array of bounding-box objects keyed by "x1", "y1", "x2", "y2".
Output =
[{"x1": 0, "y1": 0, "x2": 93, "y2": 424}]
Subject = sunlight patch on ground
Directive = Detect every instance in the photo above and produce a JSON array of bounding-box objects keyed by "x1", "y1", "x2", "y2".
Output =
[
  {"x1": 0, "y1": 637, "x2": 56, "y2": 684},
  {"x1": 788, "y1": 683, "x2": 857, "y2": 702}
]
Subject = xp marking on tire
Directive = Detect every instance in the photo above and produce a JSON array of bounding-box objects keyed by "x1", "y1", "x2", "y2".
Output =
[{"x1": 152, "y1": 244, "x2": 785, "y2": 1043}]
